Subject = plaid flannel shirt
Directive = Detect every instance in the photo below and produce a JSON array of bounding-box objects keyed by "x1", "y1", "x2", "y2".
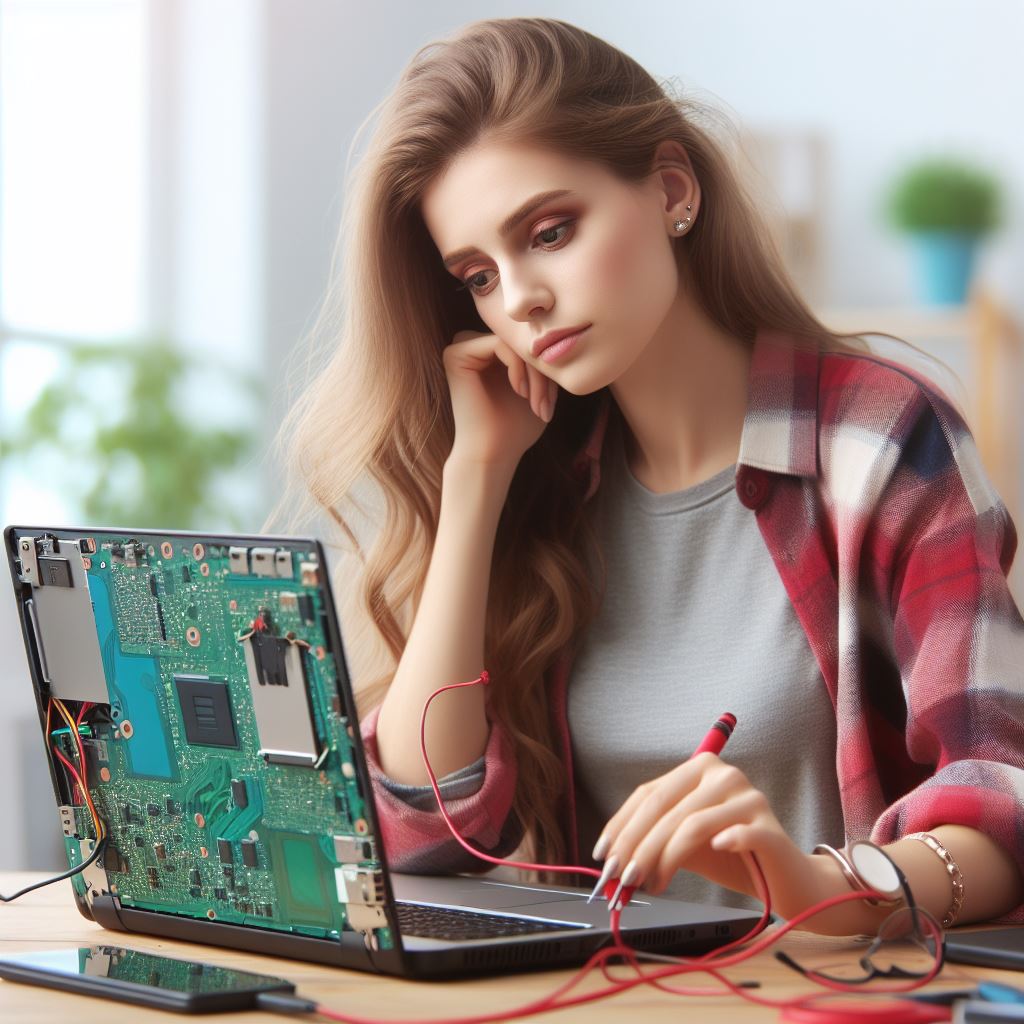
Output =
[{"x1": 359, "y1": 328, "x2": 1024, "y2": 917}]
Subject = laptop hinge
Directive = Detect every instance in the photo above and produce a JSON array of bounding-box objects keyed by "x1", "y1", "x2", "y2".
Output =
[{"x1": 90, "y1": 894, "x2": 126, "y2": 931}]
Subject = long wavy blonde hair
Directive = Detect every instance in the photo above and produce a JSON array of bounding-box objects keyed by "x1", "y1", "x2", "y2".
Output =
[{"x1": 265, "y1": 17, "x2": 924, "y2": 870}]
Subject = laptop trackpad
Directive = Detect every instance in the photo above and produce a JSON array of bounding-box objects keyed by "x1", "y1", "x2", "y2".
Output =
[{"x1": 391, "y1": 874, "x2": 583, "y2": 910}]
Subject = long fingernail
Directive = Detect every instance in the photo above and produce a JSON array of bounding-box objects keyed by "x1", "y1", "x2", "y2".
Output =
[
  {"x1": 518, "y1": 380, "x2": 529, "y2": 398},
  {"x1": 540, "y1": 398, "x2": 551, "y2": 422},
  {"x1": 586, "y1": 854, "x2": 619, "y2": 904},
  {"x1": 608, "y1": 860, "x2": 639, "y2": 910},
  {"x1": 592, "y1": 834, "x2": 609, "y2": 861}
]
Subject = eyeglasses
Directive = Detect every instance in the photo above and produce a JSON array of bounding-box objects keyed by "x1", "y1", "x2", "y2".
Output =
[
  {"x1": 776, "y1": 843, "x2": 946, "y2": 988},
  {"x1": 776, "y1": 905, "x2": 945, "y2": 986}
]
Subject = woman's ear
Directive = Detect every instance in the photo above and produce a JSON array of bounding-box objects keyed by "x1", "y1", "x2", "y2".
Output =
[{"x1": 648, "y1": 139, "x2": 700, "y2": 229}]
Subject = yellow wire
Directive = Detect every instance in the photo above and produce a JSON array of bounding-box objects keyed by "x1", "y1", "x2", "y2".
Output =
[{"x1": 50, "y1": 698, "x2": 105, "y2": 840}]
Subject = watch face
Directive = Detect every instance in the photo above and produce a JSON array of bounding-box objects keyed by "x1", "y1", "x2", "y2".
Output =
[{"x1": 848, "y1": 841, "x2": 902, "y2": 899}]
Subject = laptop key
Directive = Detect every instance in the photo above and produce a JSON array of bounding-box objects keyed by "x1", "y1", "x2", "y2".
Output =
[{"x1": 394, "y1": 902, "x2": 581, "y2": 941}]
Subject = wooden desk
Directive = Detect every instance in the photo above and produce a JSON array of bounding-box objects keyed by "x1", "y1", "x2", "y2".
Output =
[{"x1": 0, "y1": 871, "x2": 1021, "y2": 1022}]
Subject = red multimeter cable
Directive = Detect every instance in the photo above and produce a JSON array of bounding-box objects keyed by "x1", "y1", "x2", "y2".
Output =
[{"x1": 305, "y1": 672, "x2": 946, "y2": 1024}]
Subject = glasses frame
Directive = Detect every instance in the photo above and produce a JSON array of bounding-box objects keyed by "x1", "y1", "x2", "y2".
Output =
[{"x1": 776, "y1": 842, "x2": 947, "y2": 987}]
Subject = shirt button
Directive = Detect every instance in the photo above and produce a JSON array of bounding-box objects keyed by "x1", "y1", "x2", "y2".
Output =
[{"x1": 738, "y1": 469, "x2": 770, "y2": 509}]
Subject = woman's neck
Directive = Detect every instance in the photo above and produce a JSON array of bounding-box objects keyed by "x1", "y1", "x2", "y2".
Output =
[{"x1": 609, "y1": 287, "x2": 752, "y2": 494}]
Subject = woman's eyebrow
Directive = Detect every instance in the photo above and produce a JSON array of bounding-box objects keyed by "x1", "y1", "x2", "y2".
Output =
[{"x1": 441, "y1": 188, "x2": 576, "y2": 268}]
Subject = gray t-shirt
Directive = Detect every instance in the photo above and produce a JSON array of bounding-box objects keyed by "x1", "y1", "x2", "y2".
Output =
[
  {"x1": 569, "y1": 427, "x2": 845, "y2": 910},
  {"x1": 377, "y1": 429, "x2": 846, "y2": 910}
]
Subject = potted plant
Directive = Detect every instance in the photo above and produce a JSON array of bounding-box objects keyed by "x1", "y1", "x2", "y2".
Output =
[
  {"x1": 0, "y1": 337, "x2": 264, "y2": 529},
  {"x1": 884, "y1": 157, "x2": 1002, "y2": 305}
]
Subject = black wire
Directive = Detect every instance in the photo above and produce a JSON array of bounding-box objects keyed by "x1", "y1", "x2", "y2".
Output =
[{"x1": 0, "y1": 830, "x2": 109, "y2": 903}]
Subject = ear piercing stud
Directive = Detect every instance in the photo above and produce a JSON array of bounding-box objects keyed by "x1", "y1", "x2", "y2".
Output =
[{"x1": 673, "y1": 204, "x2": 693, "y2": 233}]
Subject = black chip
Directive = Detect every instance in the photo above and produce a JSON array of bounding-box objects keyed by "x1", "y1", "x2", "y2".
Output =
[
  {"x1": 214, "y1": 887, "x2": 227, "y2": 901},
  {"x1": 38, "y1": 556, "x2": 73, "y2": 588},
  {"x1": 261, "y1": 903, "x2": 273, "y2": 917},
  {"x1": 235, "y1": 884, "x2": 248, "y2": 896},
  {"x1": 190, "y1": 887, "x2": 201, "y2": 898},
  {"x1": 297, "y1": 594, "x2": 314, "y2": 623},
  {"x1": 165, "y1": 798, "x2": 178, "y2": 816},
  {"x1": 241, "y1": 839, "x2": 258, "y2": 868},
  {"x1": 147, "y1": 803, "x2": 161, "y2": 816},
  {"x1": 134, "y1": 835, "x2": 145, "y2": 847},
  {"x1": 149, "y1": 573, "x2": 158, "y2": 596},
  {"x1": 174, "y1": 676, "x2": 238, "y2": 748},
  {"x1": 217, "y1": 839, "x2": 233, "y2": 864},
  {"x1": 231, "y1": 779, "x2": 248, "y2": 809},
  {"x1": 190, "y1": 869, "x2": 202, "y2": 887},
  {"x1": 182, "y1": 565, "x2": 191, "y2": 582}
]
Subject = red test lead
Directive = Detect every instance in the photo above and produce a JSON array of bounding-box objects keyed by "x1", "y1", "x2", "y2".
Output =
[{"x1": 588, "y1": 713, "x2": 738, "y2": 908}]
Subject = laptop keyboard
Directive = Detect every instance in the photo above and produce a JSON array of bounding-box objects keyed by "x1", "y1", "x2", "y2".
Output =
[{"x1": 395, "y1": 901, "x2": 582, "y2": 941}]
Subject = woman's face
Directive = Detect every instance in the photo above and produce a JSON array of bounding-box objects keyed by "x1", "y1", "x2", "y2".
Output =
[{"x1": 421, "y1": 141, "x2": 685, "y2": 396}]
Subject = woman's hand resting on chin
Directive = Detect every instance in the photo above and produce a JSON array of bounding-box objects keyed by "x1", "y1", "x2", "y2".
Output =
[{"x1": 444, "y1": 329, "x2": 558, "y2": 470}]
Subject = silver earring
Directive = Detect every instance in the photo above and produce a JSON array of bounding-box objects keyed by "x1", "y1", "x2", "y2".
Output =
[{"x1": 673, "y1": 204, "x2": 694, "y2": 233}]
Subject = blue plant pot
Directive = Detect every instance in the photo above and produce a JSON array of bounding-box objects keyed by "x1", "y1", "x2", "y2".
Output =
[{"x1": 909, "y1": 231, "x2": 979, "y2": 306}]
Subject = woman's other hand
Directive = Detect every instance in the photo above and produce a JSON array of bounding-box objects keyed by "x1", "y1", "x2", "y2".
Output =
[
  {"x1": 592, "y1": 754, "x2": 814, "y2": 916},
  {"x1": 444, "y1": 329, "x2": 558, "y2": 469}
]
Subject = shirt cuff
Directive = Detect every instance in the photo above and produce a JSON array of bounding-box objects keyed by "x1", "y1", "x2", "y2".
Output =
[{"x1": 375, "y1": 756, "x2": 486, "y2": 811}]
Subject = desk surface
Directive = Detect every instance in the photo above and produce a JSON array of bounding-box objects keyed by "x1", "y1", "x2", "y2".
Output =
[{"x1": 0, "y1": 871, "x2": 1020, "y2": 1022}]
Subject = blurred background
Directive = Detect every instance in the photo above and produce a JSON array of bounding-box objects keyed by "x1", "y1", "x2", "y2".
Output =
[{"x1": 1, "y1": 0, "x2": 1022, "y2": 870}]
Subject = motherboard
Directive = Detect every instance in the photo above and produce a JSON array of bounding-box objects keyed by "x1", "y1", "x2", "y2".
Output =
[{"x1": 10, "y1": 528, "x2": 393, "y2": 953}]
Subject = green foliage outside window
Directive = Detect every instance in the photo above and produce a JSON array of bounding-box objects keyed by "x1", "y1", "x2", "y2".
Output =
[{"x1": 0, "y1": 338, "x2": 264, "y2": 530}]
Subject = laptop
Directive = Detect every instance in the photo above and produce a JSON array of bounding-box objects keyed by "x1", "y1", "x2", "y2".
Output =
[{"x1": 4, "y1": 524, "x2": 762, "y2": 978}]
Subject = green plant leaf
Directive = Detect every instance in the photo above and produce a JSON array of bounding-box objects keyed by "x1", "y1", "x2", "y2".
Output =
[
  {"x1": 0, "y1": 338, "x2": 265, "y2": 530},
  {"x1": 885, "y1": 157, "x2": 1002, "y2": 233}
]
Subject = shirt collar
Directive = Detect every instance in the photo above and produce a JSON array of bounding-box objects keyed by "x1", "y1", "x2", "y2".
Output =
[{"x1": 575, "y1": 327, "x2": 819, "y2": 501}]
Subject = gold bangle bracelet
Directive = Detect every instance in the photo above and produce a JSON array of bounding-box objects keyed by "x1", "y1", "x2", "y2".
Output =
[{"x1": 905, "y1": 831, "x2": 965, "y2": 929}]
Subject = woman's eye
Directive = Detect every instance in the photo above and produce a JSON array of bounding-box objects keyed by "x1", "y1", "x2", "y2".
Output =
[
  {"x1": 455, "y1": 219, "x2": 574, "y2": 295},
  {"x1": 534, "y1": 220, "x2": 573, "y2": 246},
  {"x1": 458, "y1": 270, "x2": 495, "y2": 294}
]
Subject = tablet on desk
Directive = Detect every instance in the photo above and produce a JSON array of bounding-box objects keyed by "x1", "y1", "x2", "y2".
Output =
[{"x1": 945, "y1": 927, "x2": 1024, "y2": 971}]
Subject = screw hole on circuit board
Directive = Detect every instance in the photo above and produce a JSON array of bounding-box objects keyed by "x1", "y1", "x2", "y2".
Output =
[
  {"x1": 193, "y1": 543, "x2": 205, "y2": 560},
  {"x1": 119, "y1": 720, "x2": 134, "y2": 739},
  {"x1": 161, "y1": 542, "x2": 173, "y2": 559}
]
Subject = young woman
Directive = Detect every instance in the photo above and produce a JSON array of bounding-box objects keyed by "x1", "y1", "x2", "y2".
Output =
[{"x1": 270, "y1": 17, "x2": 1024, "y2": 934}]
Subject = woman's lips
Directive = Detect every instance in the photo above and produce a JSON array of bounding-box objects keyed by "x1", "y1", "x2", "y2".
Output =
[{"x1": 538, "y1": 326, "x2": 589, "y2": 364}]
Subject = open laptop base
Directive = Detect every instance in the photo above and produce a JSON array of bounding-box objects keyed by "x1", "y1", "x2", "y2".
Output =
[{"x1": 5, "y1": 525, "x2": 763, "y2": 978}]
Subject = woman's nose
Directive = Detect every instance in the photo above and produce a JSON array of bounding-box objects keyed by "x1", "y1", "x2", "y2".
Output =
[{"x1": 503, "y1": 266, "x2": 553, "y2": 322}]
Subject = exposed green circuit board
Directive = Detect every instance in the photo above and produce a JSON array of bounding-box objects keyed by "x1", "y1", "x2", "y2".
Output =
[{"x1": 15, "y1": 529, "x2": 392, "y2": 952}]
